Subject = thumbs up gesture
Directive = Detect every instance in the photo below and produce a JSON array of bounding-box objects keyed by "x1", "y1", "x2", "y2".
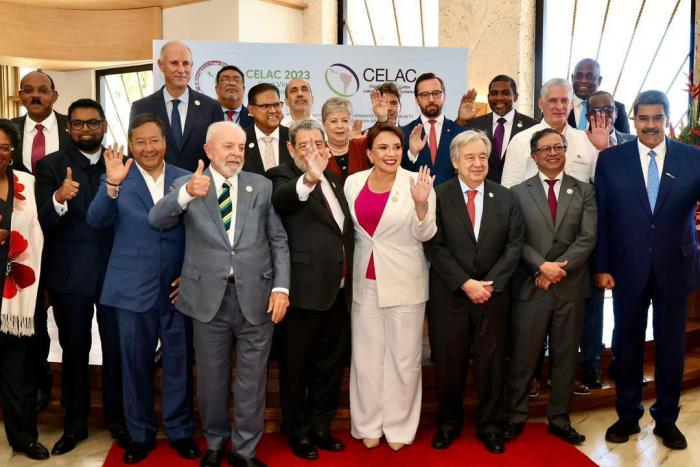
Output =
[
  {"x1": 55, "y1": 166, "x2": 81, "y2": 203},
  {"x1": 186, "y1": 160, "x2": 211, "y2": 198}
]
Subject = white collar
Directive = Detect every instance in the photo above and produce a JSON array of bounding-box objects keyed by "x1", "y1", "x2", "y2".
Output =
[
  {"x1": 26, "y1": 111, "x2": 57, "y2": 131},
  {"x1": 163, "y1": 87, "x2": 189, "y2": 105},
  {"x1": 493, "y1": 109, "x2": 515, "y2": 124},
  {"x1": 254, "y1": 125, "x2": 280, "y2": 141},
  {"x1": 209, "y1": 165, "x2": 238, "y2": 190},
  {"x1": 458, "y1": 177, "x2": 484, "y2": 195},
  {"x1": 135, "y1": 160, "x2": 165, "y2": 183},
  {"x1": 539, "y1": 170, "x2": 564, "y2": 184}
]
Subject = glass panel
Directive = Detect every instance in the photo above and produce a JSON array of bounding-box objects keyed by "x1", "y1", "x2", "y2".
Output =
[
  {"x1": 99, "y1": 68, "x2": 153, "y2": 149},
  {"x1": 346, "y1": 0, "x2": 439, "y2": 47}
]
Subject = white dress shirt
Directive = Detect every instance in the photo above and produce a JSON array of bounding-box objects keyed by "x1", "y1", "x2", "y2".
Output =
[
  {"x1": 458, "y1": 177, "x2": 484, "y2": 240},
  {"x1": 407, "y1": 113, "x2": 445, "y2": 162},
  {"x1": 280, "y1": 114, "x2": 320, "y2": 128},
  {"x1": 538, "y1": 170, "x2": 564, "y2": 201},
  {"x1": 135, "y1": 161, "x2": 166, "y2": 204},
  {"x1": 254, "y1": 125, "x2": 281, "y2": 171},
  {"x1": 500, "y1": 121, "x2": 598, "y2": 188},
  {"x1": 23, "y1": 112, "x2": 60, "y2": 172},
  {"x1": 163, "y1": 87, "x2": 188, "y2": 132},
  {"x1": 222, "y1": 105, "x2": 243, "y2": 124},
  {"x1": 492, "y1": 109, "x2": 515, "y2": 158},
  {"x1": 637, "y1": 138, "x2": 667, "y2": 186}
]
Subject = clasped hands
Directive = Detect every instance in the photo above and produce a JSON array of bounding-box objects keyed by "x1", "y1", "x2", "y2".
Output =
[
  {"x1": 535, "y1": 260, "x2": 568, "y2": 290},
  {"x1": 462, "y1": 279, "x2": 494, "y2": 304}
]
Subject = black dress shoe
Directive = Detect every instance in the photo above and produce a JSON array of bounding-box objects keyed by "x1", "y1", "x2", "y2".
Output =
[
  {"x1": 502, "y1": 422, "x2": 525, "y2": 441},
  {"x1": 310, "y1": 431, "x2": 345, "y2": 451},
  {"x1": 653, "y1": 423, "x2": 687, "y2": 450},
  {"x1": 476, "y1": 432, "x2": 505, "y2": 454},
  {"x1": 51, "y1": 432, "x2": 88, "y2": 455},
  {"x1": 169, "y1": 437, "x2": 201, "y2": 459},
  {"x1": 583, "y1": 368, "x2": 603, "y2": 389},
  {"x1": 14, "y1": 441, "x2": 50, "y2": 460},
  {"x1": 228, "y1": 452, "x2": 267, "y2": 467},
  {"x1": 124, "y1": 441, "x2": 156, "y2": 464},
  {"x1": 548, "y1": 424, "x2": 585, "y2": 445},
  {"x1": 109, "y1": 426, "x2": 131, "y2": 449},
  {"x1": 605, "y1": 419, "x2": 641, "y2": 443},
  {"x1": 431, "y1": 428, "x2": 459, "y2": 449},
  {"x1": 200, "y1": 448, "x2": 226, "y2": 467},
  {"x1": 288, "y1": 436, "x2": 319, "y2": 460}
]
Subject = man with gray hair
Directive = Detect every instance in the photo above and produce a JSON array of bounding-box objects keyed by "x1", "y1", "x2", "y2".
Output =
[
  {"x1": 501, "y1": 78, "x2": 608, "y2": 188},
  {"x1": 267, "y1": 118, "x2": 354, "y2": 460},
  {"x1": 424, "y1": 130, "x2": 524, "y2": 454},
  {"x1": 130, "y1": 40, "x2": 224, "y2": 172}
]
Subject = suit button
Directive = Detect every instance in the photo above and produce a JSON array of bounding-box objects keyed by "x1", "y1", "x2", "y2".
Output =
[
  {"x1": 231, "y1": 250, "x2": 236, "y2": 255},
  {"x1": 651, "y1": 224, "x2": 656, "y2": 229},
  {"x1": 649, "y1": 247, "x2": 653, "y2": 253}
]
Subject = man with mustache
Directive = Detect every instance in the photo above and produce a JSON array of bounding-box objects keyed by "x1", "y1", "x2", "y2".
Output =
[
  {"x1": 568, "y1": 58, "x2": 630, "y2": 133},
  {"x1": 595, "y1": 90, "x2": 700, "y2": 450},
  {"x1": 215, "y1": 65, "x2": 253, "y2": 129},
  {"x1": 281, "y1": 79, "x2": 317, "y2": 127}
]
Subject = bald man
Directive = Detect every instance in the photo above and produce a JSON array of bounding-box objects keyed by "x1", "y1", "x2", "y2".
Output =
[{"x1": 281, "y1": 79, "x2": 318, "y2": 127}]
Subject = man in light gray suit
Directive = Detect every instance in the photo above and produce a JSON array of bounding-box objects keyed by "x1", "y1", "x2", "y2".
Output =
[
  {"x1": 149, "y1": 121, "x2": 290, "y2": 467},
  {"x1": 503, "y1": 128, "x2": 597, "y2": 445}
]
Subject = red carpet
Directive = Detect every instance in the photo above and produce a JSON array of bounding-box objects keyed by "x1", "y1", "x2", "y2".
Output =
[{"x1": 103, "y1": 423, "x2": 596, "y2": 466}]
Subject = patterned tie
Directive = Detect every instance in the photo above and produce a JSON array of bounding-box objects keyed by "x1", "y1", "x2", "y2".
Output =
[
  {"x1": 466, "y1": 189, "x2": 477, "y2": 226},
  {"x1": 262, "y1": 136, "x2": 276, "y2": 170},
  {"x1": 218, "y1": 180, "x2": 232, "y2": 231},
  {"x1": 428, "y1": 119, "x2": 438, "y2": 164},
  {"x1": 493, "y1": 117, "x2": 506, "y2": 160},
  {"x1": 31, "y1": 123, "x2": 45, "y2": 172},
  {"x1": 225, "y1": 110, "x2": 236, "y2": 122},
  {"x1": 647, "y1": 150, "x2": 660, "y2": 210},
  {"x1": 545, "y1": 179, "x2": 558, "y2": 223},
  {"x1": 578, "y1": 101, "x2": 588, "y2": 130},
  {"x1": 171, "y1": 99, "x2": 183, "y2": 150}
]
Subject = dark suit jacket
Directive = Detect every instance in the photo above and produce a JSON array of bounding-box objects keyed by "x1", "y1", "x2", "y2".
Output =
[
  {"x1": 238, "y1": 105, "x2": 253, "y2": 129},
  {"x1": 34, "y1": 145, "x2": 114, "y2": 296},
  {"x1": 11, "y1": 111, "x2": 71, "y2": 174},
  {"x1": 467, "y1": 111, "x2": 539, "y2": 183},
  {"x1": 593, "y1": 138, "x2": 700, "y2": 298},
  {"x1": 268, "y1": 161, "x2": 354, "y2": 310},
  {"x1": 130, "y1": 86, "x2": 224, "y2": 172},
  {"x1": 568, "y1": 100, "x2": 630, "y2": 133},
  {"x1": 242, "y1": 124, "x2": 292, "y2": 176},
  {"x1": 401, "y1": 116, "x2": 466, "y2": 186},
  {"x1": 511, "y1": 174, "x2": 597, "y2": 302},
  {"x1": 424, "y1": 177, "x2": 524, "y2": 312},
  {"x1": 86, "y1": 164, "x2": 188, "y2": 313}
]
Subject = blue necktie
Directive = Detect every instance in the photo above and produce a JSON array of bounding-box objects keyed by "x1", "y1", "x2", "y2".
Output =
[
  {"x1": 171, "y1": 99, "x2": 183, "y2": 150},
  {"x1": 577, "y1": 101, "x2": 588, "y2": 130},
  {"x1": 646, "y1": 150, "x2": 659, "y2": 210}
]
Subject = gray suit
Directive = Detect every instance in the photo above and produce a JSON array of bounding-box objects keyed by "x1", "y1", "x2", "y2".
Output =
[
  {"x1": 507, "y1": 173, "x2": 597, "y2": 427},
  {"x1": 149, "y1": 168, "x2": 290, "y2": 458}
]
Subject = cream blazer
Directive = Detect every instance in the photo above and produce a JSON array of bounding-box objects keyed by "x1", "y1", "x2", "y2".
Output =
[{"x1": 344, "y1": 167, "x2": 437, "y2": 308}]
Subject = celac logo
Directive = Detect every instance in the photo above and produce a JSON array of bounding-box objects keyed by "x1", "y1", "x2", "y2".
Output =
[{"x1": 325, "y1": 63, "x2": 360, "y2": 97}]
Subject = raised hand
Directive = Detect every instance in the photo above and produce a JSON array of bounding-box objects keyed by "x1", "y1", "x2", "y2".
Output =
[
  {"x1": 104, "y1": 144, "x2": 132, "y2": 185},
  {"x1": 371, "y1": 89, "x2": 388, "y2": 122},
  {"x1": 409, "y1": 124, "x2": 429, "y2": 155},
  {"x1": 351, "y1": 119, "x2": 363, "y2": 139},
  {"x1": 55, "y1": 166, "x2": 81, "y2": 203},
  {"x1": 409, "y1": 165, "x2": 435, "y2": 206},
  {"x1": 457, "y1": 88, "x2": 478, "y2": 123},
  {"x1": 186, "y1": 160, "x2": 211, "y2": 197},
  {"x1": 304, "y1": 138, "x2": 330, "y2": 184},
  {"x1": 586, "y1": 111, "x2": 611, "y2": 150}
]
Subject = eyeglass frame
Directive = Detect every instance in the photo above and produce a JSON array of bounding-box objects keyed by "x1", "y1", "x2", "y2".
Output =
[
  {"x1": 0, "y1": 145, "x2": 15, "y2": 154},
  {"x1": 69, "y1": 119, "x2": 105, "y2": 130},
  {"x1": 250, "y1": 101, "x2": 284, "y2": 111},
  {"x1": 416, "y1": 90, "x2": 444, "y2": 100},
  {"x1": 534, "y1": 144, "x2": 567, "y2": 155}
]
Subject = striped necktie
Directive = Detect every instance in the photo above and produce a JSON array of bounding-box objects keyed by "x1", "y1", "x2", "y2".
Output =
[{"x1": 218, "y1": 180, "x2": 232, "y2": 230}]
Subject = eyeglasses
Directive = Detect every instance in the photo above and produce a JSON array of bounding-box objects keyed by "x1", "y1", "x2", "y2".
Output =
[
  {"x1": 218, "y1": 76, "x2": 243, "y2": 85},
  {"x1": 587, "y1": 106, "x2": 615, "y2": 115},
  {"x1": 535, "y1": 144, "x2": 567, "y2": 155},
  {"x1": 251, "y1": 102, "x2": 283, "y2": 111},
  {"x1": 417, "y1": 90, "x2": 444, "y2": 100},
  {"x1": 69, "y1": 119, "x2": 104, "y2": 130},
  {"x1": 19, "y1": 86, "x2": 54, "y2": 97},
  {"x1": 0, "y1": 145, "x2": 14, "y2": 154}
]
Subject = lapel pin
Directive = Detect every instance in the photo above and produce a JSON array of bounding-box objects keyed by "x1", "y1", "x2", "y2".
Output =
[
  {"x1": 566, "y1": 188, "x2": 574, "y2": 195},
  {"x1": 331, "y1": 181, "x2": 337, "y2": 189},
  {"x1": 517, "y1": 121, "x2": 523, "y2": 128},
  {"x1": 245, "y1": 185, "x2": 253, "y2": 192},
  {"x1": 194, "y1": 100, "x2": 201, "y2": 106},
  {"x1": 391, "y1": 196, "x2": 397, "y2": 202},
  {"x1": 248, "y1": 142, "x2": 255, "y2": 148},
  {"x1": 488, "y1": 192, "x2": 494, "y2": 198},
  {"x1": 665, "y1": 172, "x2": 676, "y2": 179},
  {"x1": 576, "y1": 154, "x2": 582, "y2": 159}
]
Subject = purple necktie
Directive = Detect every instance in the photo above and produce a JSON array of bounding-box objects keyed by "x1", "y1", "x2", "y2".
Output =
[{"x1": 493, "y1": 117, "x2": 506, "y2": 160}]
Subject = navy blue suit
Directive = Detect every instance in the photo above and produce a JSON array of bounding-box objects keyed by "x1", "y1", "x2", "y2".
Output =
[
  {"x1": 130, "y1": 86, "x2": 224, "y2": 172},
  {"x1": 594, "y1": 138, "x2": 700, "y2": 423},
  {"x1": 401, "y1": 117, "x2": 466, "y2": 186},
  {"x1": 86, "y1": 163, "x2": 194, "y2": 443},
  {"x1": 238, "y1": 105, "x2": 253, "y2": 129}
]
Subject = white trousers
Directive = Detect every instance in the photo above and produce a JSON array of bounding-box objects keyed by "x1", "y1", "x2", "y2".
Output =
[{"x1": 349, "y1": 281, "x2": 425, "y2": 444}]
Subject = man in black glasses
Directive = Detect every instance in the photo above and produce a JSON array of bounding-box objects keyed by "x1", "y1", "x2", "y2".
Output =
[
  {"x1": 34, "y1": 98, "x2": 128, "y2": 455},
  {"x1": 242, "y1": 83, "x2": 292, "y2": 175}
]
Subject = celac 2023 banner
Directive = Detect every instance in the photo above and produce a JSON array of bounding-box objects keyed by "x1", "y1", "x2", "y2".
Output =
[{"x1": 152, "y1": 41, "x2": 468, "y2": 126}]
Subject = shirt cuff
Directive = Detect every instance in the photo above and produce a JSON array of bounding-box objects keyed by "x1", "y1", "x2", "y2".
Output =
[
  {"x1": 272, "y1": 287, "x2": 289, "y2": 295},
  {"x1": 407, "y1": 150, "x2": 419, "y2": 163},
  {"x1": 295, "y1": 175, "x2": 315, "y2": 201},
  {"x1": 177, "y1": 184, "x2": 196, "y2": 209},
  {"x1": 53, "y1": 192, "x2": 68, "y2": 216}
]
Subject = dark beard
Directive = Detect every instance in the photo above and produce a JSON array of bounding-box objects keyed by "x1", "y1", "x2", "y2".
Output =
[{"x1": 73, "y1": 138, "x2": 102, "y2": 152}]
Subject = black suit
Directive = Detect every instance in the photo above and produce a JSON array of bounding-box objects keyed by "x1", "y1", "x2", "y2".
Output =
[
  {"x1": 424, "y1": 177, "x2": 524, "y2": 434},
  {"x1": 268, "y1": 161, "x2": 353, "y2": 437},
  {"x1": 568, "y1": 100, "x2": 630, "y2": 133},
  {"x1": 467, "y1": 111, "x2": 539, "y2": 184},
  {"x1": 242, "y1": 125, "x2": 292, "y2": 176},
  {"x1": 34, "y1": 146, "x2": 124, "y2": 436},
  {"x1": 11, "y1": 112, "x2": 71, "y2": 174},
  {"x1": 130, "y1": 86, "x2": 224, "y2": 172}
]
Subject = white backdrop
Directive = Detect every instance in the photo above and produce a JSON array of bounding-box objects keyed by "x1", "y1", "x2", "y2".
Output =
[{"x1": 152, "y1": 41, "x2": 468, "y2": 126}]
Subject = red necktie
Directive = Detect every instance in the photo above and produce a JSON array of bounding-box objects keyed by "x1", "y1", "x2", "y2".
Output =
[
  {"x1": 428, "y1": 119, "x2": 437, "y2": 164},
  {"x1": 466, "y1": 189, "x2": 477, "y2": 226},
  {"x1": 225, "y1": 110, "x2": 236, "y2": 122},
  {"x1": 545, "y1": 179, "x2": 558, "y2": 223},
  {"x1": 31, "y1": 123, "x2": 46, "y2": 172}
]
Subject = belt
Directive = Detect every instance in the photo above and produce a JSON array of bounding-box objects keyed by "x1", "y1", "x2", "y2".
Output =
[{"x1": 225, "y1": 275, "x2": 236, "y2": 284}]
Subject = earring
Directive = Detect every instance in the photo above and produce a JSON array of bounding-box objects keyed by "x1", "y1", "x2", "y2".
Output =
[{"x1": 8, "y1": 159, "x2": 13, "y2": 166}]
